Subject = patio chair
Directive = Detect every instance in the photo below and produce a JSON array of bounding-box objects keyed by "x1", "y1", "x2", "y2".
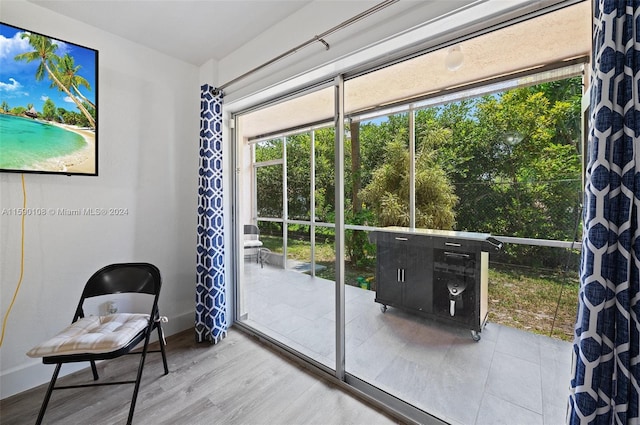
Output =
[
  {"x1": 244, "y1": 224, "x2": 264, "y2": 267},
  {"x1": 27, "y1": 263, "x2": 169, "y2": 425}
]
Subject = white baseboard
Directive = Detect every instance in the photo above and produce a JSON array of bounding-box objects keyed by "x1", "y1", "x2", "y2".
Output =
[
  {"x1": 164, "y1": 310, "x2": 196, "y2": 336},
  {"x1": 0, "y1": 310, "x2": 195, "y2": 400}
]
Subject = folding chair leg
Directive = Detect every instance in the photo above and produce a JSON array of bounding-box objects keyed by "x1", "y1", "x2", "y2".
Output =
[
  {"x1": 157, "y1": 326, "x2": 169, "y2": 375},
  {"x1": 126, "y1": 349, "x2": 147, "y2": 425},
  {"x1": 36, "y1": 363, "x2": 62, "y2": 425},
  {"x1": 90, "y1": 360, "x2": 99, "y2": 380},
  {"x1": 127, "y1": 323, "x2": 167, "y2": 425}
]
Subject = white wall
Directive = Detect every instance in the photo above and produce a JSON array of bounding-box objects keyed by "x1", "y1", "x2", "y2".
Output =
[{"x1": 0, "y1": 0, "x2": 199, "y2": 398}]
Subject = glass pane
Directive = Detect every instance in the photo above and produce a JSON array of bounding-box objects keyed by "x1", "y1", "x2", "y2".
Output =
[
  {"x1": 421, "y1": 77, "x2": 584, "y2": 240},
  {"x1": 286, "y1": 223, "x2": 311, "y2": 270},
  {"x1": 349, "y1": 113, "x2": 410, "y2": 227},
  {"x1": 314, "y1": 226, "x2": 337, "y2": 281},
  {"x1": 237, "y1": 85, "x2": 335, "y2": 371},
  {"x1": 256, "y1": 164, "x2": 283, "y2": 219},
  {"x1": 286, "y1": 134, "x2": 311, "y2": 221},
  {"x1": 343, "y1": 75, "x2": 583, "y2": 424},
  {"x1": 314, "y1": 126, "x2": 335, "y2": 223},
  {"x1": 260, "y1": 220, "x2": 283, "y2": 256},
  {"x1": 255, "y1": 138, "x2": 282, "y2": 161},
  {"x1": 488, "y1": 246, "x2": 580, "y2": 340}
]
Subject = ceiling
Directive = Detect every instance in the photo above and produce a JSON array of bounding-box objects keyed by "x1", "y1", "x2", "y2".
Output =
[
  {"x1": 25, "y1": 0, "x2": 588, "y2": 95},
  {"x1": 28, "y1": 0, "x2": 316, "y2": 66}
]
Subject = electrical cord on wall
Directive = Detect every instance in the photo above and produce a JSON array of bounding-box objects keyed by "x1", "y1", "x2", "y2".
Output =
[{"x1": 0, "y1": 174, "x2": 27, "y2": 347}]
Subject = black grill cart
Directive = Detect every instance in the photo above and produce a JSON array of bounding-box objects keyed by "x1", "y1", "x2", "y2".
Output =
[{"x1": 370, "y1": 227, "x2": 502, "y2": 341}]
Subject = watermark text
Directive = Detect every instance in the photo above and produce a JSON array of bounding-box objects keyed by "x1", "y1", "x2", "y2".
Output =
[{"x1": 1, "y1": 207, "x2": 129, "y2": 217}]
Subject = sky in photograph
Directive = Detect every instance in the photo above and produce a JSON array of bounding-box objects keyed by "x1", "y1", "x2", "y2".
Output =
[{"x1": 0, "y1": 22, "x2": 97, "y2": 114}]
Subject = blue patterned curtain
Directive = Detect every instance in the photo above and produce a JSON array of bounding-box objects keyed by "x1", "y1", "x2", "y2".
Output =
[
  {"x1": 568, "y1": 1, "x2": 640, "y2": 423},
  {"x1": 195, "y1": 85, "x2": 227, "y2": 344}
]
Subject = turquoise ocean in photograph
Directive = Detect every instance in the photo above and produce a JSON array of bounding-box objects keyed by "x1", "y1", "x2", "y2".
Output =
[{"x1": 0, "y1": 114, "x2": 85, "y2": 170}]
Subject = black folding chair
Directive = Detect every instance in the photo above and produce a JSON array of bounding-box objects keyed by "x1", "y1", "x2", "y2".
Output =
[{"x1": 27, "y1": 263, "x2": 169, "y2": 425}]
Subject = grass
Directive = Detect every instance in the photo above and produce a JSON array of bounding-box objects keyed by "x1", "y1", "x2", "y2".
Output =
[
  {"x1": 488, "y1": 265, "x2": 578, "y2": 341},
  {"x1": 261, "y1": 236, "x2": 579, "y2": 342},
  {"x1": 261, "y1": 235, "x2": 375, "y2": 285}
]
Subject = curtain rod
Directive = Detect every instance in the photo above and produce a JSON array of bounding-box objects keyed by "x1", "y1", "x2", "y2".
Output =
[{"x1": 216, "y1": 0, "x2": 399, "y2": 92}]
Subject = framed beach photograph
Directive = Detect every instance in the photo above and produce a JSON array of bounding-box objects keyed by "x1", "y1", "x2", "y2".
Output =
[{"x1": 0, "y1": 22, "x2": 98, "y2": 176}]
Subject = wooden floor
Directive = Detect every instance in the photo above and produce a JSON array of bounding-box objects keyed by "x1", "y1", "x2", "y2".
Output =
[{"x1": 1, "y1": 328, "x2": 399, "y2": 425}]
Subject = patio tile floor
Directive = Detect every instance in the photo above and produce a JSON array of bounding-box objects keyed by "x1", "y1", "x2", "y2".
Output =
[{"x1": 241, "y1": 262, "x2": 572, "y2": 425}]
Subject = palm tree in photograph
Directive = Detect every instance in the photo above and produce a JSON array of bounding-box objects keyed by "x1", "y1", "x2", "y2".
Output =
[
  {"x1": 14, "y1": 32, "x2": 95, "y2": 128},
  {"x1": 53, "y1": 53, "x2": 96, "y2": 110}
]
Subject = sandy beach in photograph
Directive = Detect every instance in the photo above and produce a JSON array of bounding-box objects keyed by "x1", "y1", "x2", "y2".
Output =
[{"x1": 37, "y1": 122, "x2": 96, "y2": 174}]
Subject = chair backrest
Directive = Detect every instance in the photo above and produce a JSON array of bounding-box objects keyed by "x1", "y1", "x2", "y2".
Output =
[
  {"x1": 81, "y1": 263, "x2": 161, "y2": 298},
  {"x1": 244, "y1": 224, "x2": 260, "y2": 237},
  {"x1": 74, "y1": 263, "x2": 162, "y2": 320}
]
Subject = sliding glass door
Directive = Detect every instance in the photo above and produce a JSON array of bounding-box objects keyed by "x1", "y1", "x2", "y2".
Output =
[
  {"x1": 233, "y1": 3, "x2": 590, "y2": 423},
  {"x1": 235, "y1": 86, "x2": 338, "y2": 370}
]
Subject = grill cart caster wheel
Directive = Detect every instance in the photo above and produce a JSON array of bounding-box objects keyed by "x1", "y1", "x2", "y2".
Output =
[
  {"x1": 471, "y1": 330, "x2": 481, "y2": 342},
  {"x1": 380, "y1": 304, "x2": 388, "y2": 313}
]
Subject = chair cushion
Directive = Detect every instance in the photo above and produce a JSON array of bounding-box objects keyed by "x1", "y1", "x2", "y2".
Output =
[
  {"x1": 244, "y1": 240, "x2": 263, "y2": 248},
  {"x1": 27, "y1": 314, "x2": 150, "y2": 358}
]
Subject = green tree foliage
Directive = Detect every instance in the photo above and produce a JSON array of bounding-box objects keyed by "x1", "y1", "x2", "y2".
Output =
[
  {"x1": 286, "y1": 134, "x2": 312, "y2": 220},
  {"x1": 255, "y1": 138, "x2": 283, "y2": 219},
  {"x1": 253, "y1": 76, "x2": 583, "y2": 268},
  {"x1": 10, "y1": 106, "x2": 26, "y2": 115},
  {"x1": 447, "y1": 82, "x2": 582, "y2": 241},
  {"x1": 53, "y1": 53, "x2": 95, "y2": 110},
  {"x1": 432, "y1": 78, "x2": 582, "y2": 266},
  {"x1": 42, "y1": 98, "x2": 57, "y2": 121},
  {"x1": 359, "y1": 136, "x2": 458, "y2": 229},
  {"x1": 312, "y1": 128, "x2": 336, "y2": 222}
]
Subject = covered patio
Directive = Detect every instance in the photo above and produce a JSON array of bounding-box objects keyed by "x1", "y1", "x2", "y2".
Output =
[{"x1": 240, "y1": 261, "x2": 572, "y2": 425}]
